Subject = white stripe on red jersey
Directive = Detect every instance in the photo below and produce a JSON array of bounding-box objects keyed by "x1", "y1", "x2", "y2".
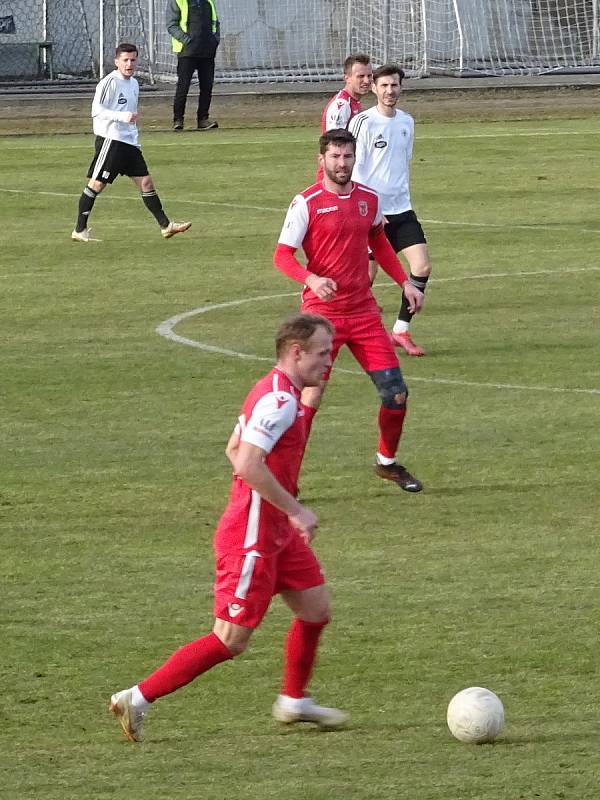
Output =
[
  {"x1": 215, "y1": 368, "x2": 307, "y2": 556},
  {"x1": 321, "y1": 89, "x2": 363, "y2": 132},
  {"x1": 316, "y1": 89, "x2": 364, "y2": 181}
]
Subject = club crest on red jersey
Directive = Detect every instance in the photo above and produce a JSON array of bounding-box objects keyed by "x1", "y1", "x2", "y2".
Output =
[{"x1": 358, "y1": 200, "x2": 368, "y2": 216}]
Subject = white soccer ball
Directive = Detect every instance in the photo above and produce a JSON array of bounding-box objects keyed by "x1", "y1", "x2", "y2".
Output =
[{"x1": 447, "y1": 686, "x2": 504, "y2": 744}]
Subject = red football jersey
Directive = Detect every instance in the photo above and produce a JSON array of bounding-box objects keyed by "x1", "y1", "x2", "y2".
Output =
[
  {"x1": 277, "y1": 181, "x2": 383, "y2": 317},
  {"x1": 321, "y1": 89, "x2": 363, "y2": 133},
  {"x1": 316, "y1": 89, "x2": 364, "y2": 181},
  {"x1": 215, "y1": 368, "x2": 307, "y2": 557}
]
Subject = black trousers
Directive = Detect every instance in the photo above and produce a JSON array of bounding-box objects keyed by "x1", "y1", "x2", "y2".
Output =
[{"x1": 173, "y1": 56, "x2": 216, "y2": 123}]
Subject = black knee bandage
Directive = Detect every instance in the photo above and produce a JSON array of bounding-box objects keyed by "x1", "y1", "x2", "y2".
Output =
[{"x1": 368, "y1": 367, "x2": 408, "y2": 409}]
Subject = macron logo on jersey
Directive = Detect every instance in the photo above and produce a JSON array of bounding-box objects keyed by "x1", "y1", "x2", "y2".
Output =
[{"x1": 316, "y1": 205, "x2": 338, "y2": 215}]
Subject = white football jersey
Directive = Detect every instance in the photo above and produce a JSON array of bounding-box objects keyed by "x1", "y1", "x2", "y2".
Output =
[
  {"x1": 349, "y1": 106, "x2": 414, "y2": 215},
  {"x1": 91, "y1": 70, "x2": 140, "y2": 147}
]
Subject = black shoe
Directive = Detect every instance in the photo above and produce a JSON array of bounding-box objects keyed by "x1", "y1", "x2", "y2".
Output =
[
  {"x1": 374, "y1": 462, "x2": 423, "y2": 493},
  {"x1": 173, "y1": 120, "x2": 184, "y2": 131},
  {"x1": 197, "y1": 118, "x2": 218, "y2": 130}
]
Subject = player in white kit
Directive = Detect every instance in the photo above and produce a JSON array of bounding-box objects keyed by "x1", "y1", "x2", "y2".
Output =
[
  {"x1": 72, "y1": 43, "x2": 191, "y2": 242},
  {"x1": 349, "y1": 64, "x2": 432, "y2": 357}
]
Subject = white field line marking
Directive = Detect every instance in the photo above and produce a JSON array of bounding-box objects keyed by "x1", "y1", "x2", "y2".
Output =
[
  {"x1": 0, "y1": 186, "x2": 279, "y2": 214},
  {"x1": 1, "y1": 128, "x2": 600, "y2": 151},
  {"x1": 2, "y1": 186, "x2": 600, "y2": 234},
  {"x1": 155, "y1": 268, "x2": 600, "y2": 397}
]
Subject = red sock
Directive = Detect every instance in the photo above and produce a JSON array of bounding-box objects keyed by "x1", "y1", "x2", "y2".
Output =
[
  {"x1": 139, "y1": 632, "x2": 233, "y2": 703},
  {"x1": 281, "y1": 618, "x2": 328, "y2": 698},
  {"x1": 377, "y1": 405, "x2": 407, "y2": 459}
]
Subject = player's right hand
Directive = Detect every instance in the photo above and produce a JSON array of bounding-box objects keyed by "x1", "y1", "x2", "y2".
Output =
[
  {"x1": 124, "y1": 112, "x2": 139, "y2": 123},
  {"x1": 403, "y1": 282, "x2": 424, "y2": 314},
  {"x1": 306, "y1": 275, "x2": 337, "y2": 301},
  {"x1": 289, "y1": 506, "x2": 319, "y2": 544}
]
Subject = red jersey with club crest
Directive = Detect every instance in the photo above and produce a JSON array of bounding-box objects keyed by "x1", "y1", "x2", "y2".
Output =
[{"x1": 277, "y1": 181, "x2": 384, "y2": 317}]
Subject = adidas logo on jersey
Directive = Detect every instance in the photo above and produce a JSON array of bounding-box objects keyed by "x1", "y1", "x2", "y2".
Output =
[
  {"x1": 118, "y1": 93, "x2": 127, "y2": 105},
  {"x1": 374, "y1": 134, "x2": 387, "y2": 149}
]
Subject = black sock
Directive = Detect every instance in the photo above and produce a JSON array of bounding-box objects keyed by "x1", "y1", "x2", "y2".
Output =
[
  {"x1": 398, "y1": 272, "x2": 429, "y2": 322},
  {"x1": 141, "y1": 190, "x2": 169, "y2": 228},
  {"x1": 76, "y1": 187, "x2": 98, "y2": 232}
]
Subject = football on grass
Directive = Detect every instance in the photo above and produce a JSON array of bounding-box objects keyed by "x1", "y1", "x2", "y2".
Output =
[{"x1": 447, "y1": 686, "x2": 504, "y2": 743}]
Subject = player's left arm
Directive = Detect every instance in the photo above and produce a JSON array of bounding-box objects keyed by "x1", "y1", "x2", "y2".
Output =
[
  {"x1": 407, "y1": 115, "x2": 415, "y2": 161},
  {"x1": 369, "y1": 224, "x2": 424, "y2": 314}
]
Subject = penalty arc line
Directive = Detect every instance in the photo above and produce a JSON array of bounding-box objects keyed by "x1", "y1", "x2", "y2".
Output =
[{"x1": 155, "y1": 273, "x2": 600, "y2": 397}]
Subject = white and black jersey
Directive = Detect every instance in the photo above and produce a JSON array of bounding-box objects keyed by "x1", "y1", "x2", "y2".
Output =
[
  {"x1": 91, "y1": 69, "x2": 140, "y2": 148},
  {"x1": 348, "y1": 107, "x2": 414, "y2": 215}
]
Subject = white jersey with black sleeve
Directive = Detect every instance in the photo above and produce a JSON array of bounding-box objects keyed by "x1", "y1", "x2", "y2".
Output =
[
  {"x1": 91, "y1": 70, "x2": 140, "y2": 148},
  {"x1": 348, "y1": 106, "x2": 414, "y2": 215}
]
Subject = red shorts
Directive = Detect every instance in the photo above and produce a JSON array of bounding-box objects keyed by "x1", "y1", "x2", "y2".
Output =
[
  {"x1": 324, "y1": 313, "x2": 399, "y2": 380},
  {"x1": 213, "y1": 533, "x2": 325, "y2": 628}
]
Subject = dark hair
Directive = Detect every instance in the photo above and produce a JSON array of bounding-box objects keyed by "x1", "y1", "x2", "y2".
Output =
[
  {"x1": 319, "y1": 128, "x2": 356, "y2": 155},
  {"x1": 343, "y1": 53, "x2": 371, "y2": 75},
  {"x1": 115, "y1": 43, "x2": 138, "y2": 57},
  {"x1": 372, "y1": 64, "x2": 405, "y2": 84},
  {"x1": 276, "y1": 313, "x2": 335, "y2": 358}
]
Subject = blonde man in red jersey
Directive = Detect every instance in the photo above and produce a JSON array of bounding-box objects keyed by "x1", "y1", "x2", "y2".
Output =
[
  {"x1": 321, "y1": 54, "x2": 372, "y2": 133},
  {"x1": 316, "y1": 54, "x2": 372, "y2": 182},
  {"x1": 275, "y1": 129, "x2": 424, "y2": 493},
  {"x1": 109, "y1": 314, "x2": 348, "y2": 742}
]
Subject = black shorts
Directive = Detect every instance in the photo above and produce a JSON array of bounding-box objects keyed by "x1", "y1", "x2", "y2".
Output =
[
  {"x1": 384, "y1": 210, "x2": 427, "y2": 252},
  {"x1": 87, "y1": 137, "x2": 149, "y2": 184}
]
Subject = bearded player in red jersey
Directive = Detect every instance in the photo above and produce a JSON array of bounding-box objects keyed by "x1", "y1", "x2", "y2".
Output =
[
  {"x1": 274, "y1": 129, "x2": 425, "y2": 493},
  {"x1": 109, "y1": 313, "x2": 348, "y2": 742}
]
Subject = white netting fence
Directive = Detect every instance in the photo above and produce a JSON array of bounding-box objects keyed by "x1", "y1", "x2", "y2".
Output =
[{"x1": 1, "y1": 0, "x2": 599, "y2": 83}]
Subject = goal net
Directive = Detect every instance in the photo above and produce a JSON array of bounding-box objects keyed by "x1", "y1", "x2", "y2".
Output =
[
  {"x1": 151, "y1": 0, "x2": 350, "y2": 83},
  {"x1": 348, "y1": 0, "x2": 600, "y2": 77},
  {"x1": 2, "y1": 0, "x2": 599, "y2": 83},
  {"x1": 0, "y1": 0, "x2": 97, "y2": 80}
]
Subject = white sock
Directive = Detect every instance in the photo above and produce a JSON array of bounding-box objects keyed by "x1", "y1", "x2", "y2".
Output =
[
  {"x1": 392, "y1": 320, "x2": 409, "y2": 334},
  {"x1": 131, "y1": 684, "x2": 151, "y2": 710},
  {"x1": 376, "y1": 453, "x2": 395, "y2": 466}
]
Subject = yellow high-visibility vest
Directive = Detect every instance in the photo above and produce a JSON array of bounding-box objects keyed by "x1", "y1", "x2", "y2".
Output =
[{"x1": 171, "y1": 0, "x2": 218, "y2": 54}]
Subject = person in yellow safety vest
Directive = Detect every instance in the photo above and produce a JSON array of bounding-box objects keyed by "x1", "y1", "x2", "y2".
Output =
[{"x1": 166, "y1": 0, "x2": 220, "y2": 131}]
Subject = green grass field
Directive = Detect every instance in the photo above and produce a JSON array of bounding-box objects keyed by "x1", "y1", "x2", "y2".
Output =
[{"x1": 1, "y1": 116, "x2": 599, "y2": 799}]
